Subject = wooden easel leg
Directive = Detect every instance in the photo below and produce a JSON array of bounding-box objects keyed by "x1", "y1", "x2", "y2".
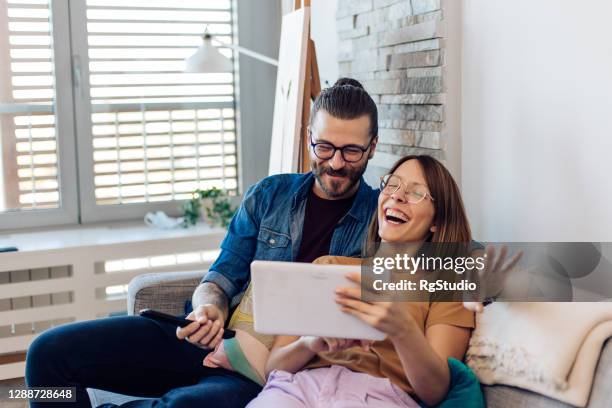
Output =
[
  {"x1": 299, "y1": 40, "x2": 313, "y2": 173},
  {"x1": 310, "y1": 40, "x2": 321, "y2": 99},
  {"x1": 294, "y1": 0, "x2": 311, "y2": 10},
  {"x1": 299, "y1": 39, "x2": 322, "y2": 173},
  {"x1": 293, "y1": 0, "x2": 319, "y2": 173}
]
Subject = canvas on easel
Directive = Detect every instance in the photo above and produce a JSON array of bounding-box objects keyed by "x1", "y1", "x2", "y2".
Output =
[
  {"x1": 268, "y1": 0, "x2": 321, "y2": 176},
  {"x1": 268, "y1": 7, "x2": 310, "y2": 176}
]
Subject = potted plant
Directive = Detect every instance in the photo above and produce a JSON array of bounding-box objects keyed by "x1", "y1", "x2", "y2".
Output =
[{"x1": 182, "y1": 187, "x2": 236, "y2": 228}]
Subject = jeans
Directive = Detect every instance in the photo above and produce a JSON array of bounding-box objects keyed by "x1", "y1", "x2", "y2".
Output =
[{"x1": 25, "y1": 315, "x2": 262, "y2": 408}]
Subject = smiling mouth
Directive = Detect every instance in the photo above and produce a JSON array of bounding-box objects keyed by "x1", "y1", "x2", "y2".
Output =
[
  {"x1": 325, "y1": 173, "x2": 347, "y2": 179},
  {"x1": 384, "y1": 208, "x2": 409, "y2": 225}
]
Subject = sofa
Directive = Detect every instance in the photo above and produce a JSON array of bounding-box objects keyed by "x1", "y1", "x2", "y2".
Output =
[{"x1": 88, "y1": 270, "x2": 612, "y2": 407}]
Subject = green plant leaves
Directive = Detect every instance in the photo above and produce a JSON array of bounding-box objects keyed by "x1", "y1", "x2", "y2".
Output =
[{"x1": 181, "y1": 187, "x2": 236, "y2": 228}]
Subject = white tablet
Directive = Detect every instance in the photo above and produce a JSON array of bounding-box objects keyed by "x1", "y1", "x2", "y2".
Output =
[{"x1": 251, "y1": 260, "x2": 386, "y2": 341}]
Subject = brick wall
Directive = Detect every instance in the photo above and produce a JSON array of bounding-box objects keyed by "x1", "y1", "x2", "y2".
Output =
[{"x1": 336, "y1": 0, "x2": 447, "y2": 185}]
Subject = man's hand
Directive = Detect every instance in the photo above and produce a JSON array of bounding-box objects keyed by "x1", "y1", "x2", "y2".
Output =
[
  {"x1": 179, "y1": 281, "x2": 229, "y2": 348},
  {"x1": 176, "y1": 304, "x2": 225, "y2": 349}
]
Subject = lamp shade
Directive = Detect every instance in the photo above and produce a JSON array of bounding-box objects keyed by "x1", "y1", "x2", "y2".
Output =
[{"x1": 184, "y1": 35, "x2": 233, "y2": 73}]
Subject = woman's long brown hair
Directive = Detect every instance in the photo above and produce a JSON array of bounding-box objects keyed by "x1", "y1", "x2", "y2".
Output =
[{"x1": 364, "y1": 155, "x2": 472, "y2": 253}]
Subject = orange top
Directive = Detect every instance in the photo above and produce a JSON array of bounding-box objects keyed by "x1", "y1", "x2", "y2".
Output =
[{"x1": 304, "y1": 255, "x2": 475, "y2": 394}]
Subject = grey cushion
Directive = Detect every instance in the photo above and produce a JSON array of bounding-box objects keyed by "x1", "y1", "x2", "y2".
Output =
[
  {"x1": 586, "y1": 338, "x2": 612, "y2": 408},
  {"x1": 483, "y1": 385, "x2": 575, "y2": 408},
  {"x1": 127, "y1": 270, "x2": 207, "y2": 316}
]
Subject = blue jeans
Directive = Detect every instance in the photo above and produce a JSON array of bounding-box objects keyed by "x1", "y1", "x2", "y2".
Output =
[{"x1": 25, "y1": 316, "x2": 262, "y2": 408}]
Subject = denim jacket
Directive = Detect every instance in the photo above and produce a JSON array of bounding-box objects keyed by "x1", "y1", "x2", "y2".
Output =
[{"x1": 202, "y1": 172, "x2": 379, "y2": 301}]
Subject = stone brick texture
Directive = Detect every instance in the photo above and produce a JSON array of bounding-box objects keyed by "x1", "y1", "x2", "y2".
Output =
[{"x1": 335, "y1": 0, "x2": 446, "y2": 185}]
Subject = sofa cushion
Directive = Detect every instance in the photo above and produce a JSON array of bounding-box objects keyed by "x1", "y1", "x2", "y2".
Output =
[{"x1": 483, "y1": 385, "x2": 574, "y2": 408}]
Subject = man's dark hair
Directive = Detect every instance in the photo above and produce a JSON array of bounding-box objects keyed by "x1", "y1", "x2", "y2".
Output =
[{"x1": 310, "y1": 78, "x2": 378, "y2": 139}]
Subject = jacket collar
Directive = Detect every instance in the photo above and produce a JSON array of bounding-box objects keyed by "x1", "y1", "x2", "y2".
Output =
[
  {"x1": 291, "y1": 173, "x2": 315, "y2": 210},
  {"x1": 346, "y1": 176, "x2": 376, "y2": 222}
]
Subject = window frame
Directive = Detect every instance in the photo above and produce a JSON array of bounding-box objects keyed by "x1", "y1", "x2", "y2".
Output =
[{"x1": 0, "y1": 0, "x2": 79, "y2": 230}]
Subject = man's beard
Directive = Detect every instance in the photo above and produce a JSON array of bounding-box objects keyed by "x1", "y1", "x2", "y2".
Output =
[{"x1": 311, "y1": 160, "x2": 367, "y2": 198}]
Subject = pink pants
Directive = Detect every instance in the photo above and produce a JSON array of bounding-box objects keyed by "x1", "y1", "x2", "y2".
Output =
[{"x1": 246, "y1": 365, "x2": 419, "y2": 408}]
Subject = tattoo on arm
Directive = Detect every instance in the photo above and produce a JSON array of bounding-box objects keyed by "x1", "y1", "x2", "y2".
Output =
[{"x1": 192, "y1": 282, "x2": 229, "y2": 321}]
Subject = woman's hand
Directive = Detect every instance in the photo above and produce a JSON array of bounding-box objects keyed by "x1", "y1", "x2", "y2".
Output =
[
  {"x1": 463, "y1": 244, "x2": 523, "y2": 312},
  {"x1": 301, "y1": 336, "x2": 371, "y2": 353},
  {"x1": 335, "y1": 272, "x2": 417, "y2": 341}
]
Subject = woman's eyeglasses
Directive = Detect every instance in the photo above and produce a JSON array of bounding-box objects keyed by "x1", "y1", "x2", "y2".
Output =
[{"x1": 380, "y1": 174, "x2": 435, "y2": 204}]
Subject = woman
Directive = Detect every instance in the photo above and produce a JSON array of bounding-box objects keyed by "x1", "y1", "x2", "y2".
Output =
[{"x1": 247, "y1": 155, "x2": 484, "y2": 408}]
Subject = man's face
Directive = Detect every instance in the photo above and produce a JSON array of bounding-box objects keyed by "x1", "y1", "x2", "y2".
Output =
[{"x1": 310, "y1": 110, "x2": 377, "y2": 199}]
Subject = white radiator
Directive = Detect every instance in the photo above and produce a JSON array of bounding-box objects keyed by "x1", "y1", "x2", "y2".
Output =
[{"x1": 0, "y1": 222, "x2": 224, "y2": 380}]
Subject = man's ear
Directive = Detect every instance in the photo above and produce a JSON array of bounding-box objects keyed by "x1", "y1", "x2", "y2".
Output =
[{"x1": 368, "y1": 136, "x2": 378, "y2": 159}]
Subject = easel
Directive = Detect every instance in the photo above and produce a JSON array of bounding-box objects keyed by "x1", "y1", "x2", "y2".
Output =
[{"x1": 294, "y1": 0, "x2": 322, "y2": 173}]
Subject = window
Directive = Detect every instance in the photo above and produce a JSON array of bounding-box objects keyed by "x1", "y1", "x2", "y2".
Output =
[
  {"x1": 0, "y1": 0, "x2": 238, "y2": 228},
  {"x1": 1, "y1": 0, "x2": 57, "y2": 210},
  {"x1": 0, "y1": 0, "x2": 78, "y2": 229},
  {"x1": 81, "y1": 0, "x2": 238, "y2": 210}
]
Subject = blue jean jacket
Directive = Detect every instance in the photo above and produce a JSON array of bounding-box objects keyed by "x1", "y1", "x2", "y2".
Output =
[{"x1": 203, "y1": 173, "x2": 379, "y2": 302}]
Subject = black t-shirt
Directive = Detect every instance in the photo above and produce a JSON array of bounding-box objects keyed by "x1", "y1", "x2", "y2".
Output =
[{"x1": 295, "y1": 189, "x2": 356, "y2": 263}]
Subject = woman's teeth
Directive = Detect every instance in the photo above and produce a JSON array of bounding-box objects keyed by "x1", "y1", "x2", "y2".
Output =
[{"x1": 385, "y1": 208, "x2": 408, "y2": 224}]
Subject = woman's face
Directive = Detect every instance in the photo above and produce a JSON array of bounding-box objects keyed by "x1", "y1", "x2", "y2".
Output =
[{"x1": 377, "y1": 160, "x2": 436, "y2": 243}]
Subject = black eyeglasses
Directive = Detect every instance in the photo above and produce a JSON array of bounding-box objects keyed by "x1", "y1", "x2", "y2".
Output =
[{"x1": 309, "y1": 133, "x2": 373, "y2": 163}]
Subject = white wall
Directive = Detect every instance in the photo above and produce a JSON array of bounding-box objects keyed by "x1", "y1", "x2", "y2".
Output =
[
  {"x1": 461, "y1": 0, "x2": 612, "y2": 241},
  {"x1": 237, "y1": 0, "x2": 282, "y2": 190},
  {"x1": 310, "y1": 0, "x2": 339, "y2": 86}
]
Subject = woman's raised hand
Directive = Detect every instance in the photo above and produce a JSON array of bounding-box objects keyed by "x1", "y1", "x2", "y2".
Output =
[{"x1": 463, "y1": 244, "x2": 523, "y2": 312}]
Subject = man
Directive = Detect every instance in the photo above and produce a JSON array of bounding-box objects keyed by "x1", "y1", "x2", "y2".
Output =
[{"x1": 25, "y1": 78, "x2": 380, "y2": 408}]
